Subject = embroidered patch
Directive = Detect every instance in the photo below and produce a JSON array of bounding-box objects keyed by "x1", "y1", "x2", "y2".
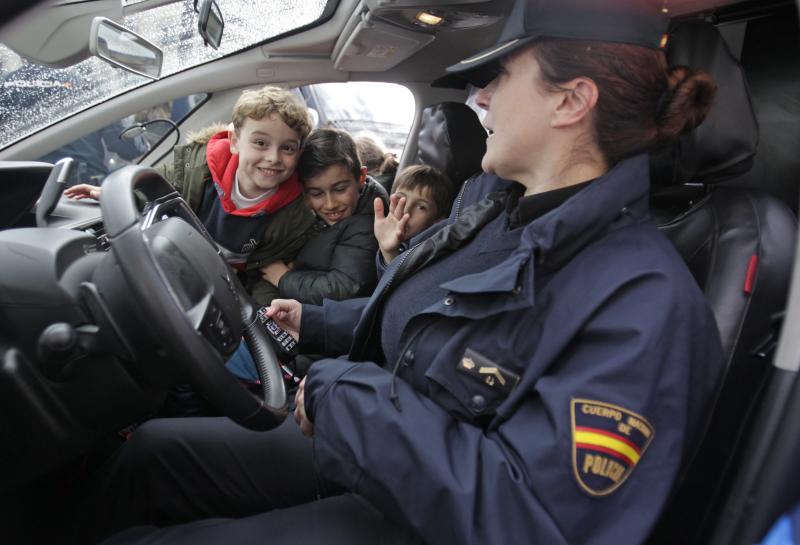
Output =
[
  {"x1": 571, "y1": 398, "x2": 654, "y2": 497},
  {"x1": 456, "y1": 348, "x2": 519, "y2": 394}
]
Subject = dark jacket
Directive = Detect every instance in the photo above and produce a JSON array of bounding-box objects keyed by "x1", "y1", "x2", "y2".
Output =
[
  {"x1": 299, "y1": 154, "x2": 723, "y2": 545},
  {"x1": 158, "y1": 126, "x2": 316, "y2": 305},
  {"x1": 449, "y1": 171, "x2": 512, "y2": 220},
  {"x1": 278, "y1": 178, "x2": 387, "y2": 305}
]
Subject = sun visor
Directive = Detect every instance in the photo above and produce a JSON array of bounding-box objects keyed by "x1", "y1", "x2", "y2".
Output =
[
  {"x1": 332, "y1": 11, "x2": 434, "y2": 72},
  {"x1": 0, "y1": 0, "x2": 122, "y2": 67}
]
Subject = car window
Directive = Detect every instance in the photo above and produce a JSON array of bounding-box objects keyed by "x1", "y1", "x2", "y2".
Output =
[
  {"x1": 36, "y1": 93, "x2": 207, "y2": 184},
  {"x1": 0, "y1": 0, "x2": 333, "y2": 151},
  {"x1": 300, "y1": 82, "x2": 415, "y2": 157}
]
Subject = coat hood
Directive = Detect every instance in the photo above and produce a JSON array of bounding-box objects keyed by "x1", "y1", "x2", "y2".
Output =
[
  {"x1": 185, "y1": 123, "x2": 229, "y2": 146},
  {"x1": 204, "y1": 130, "x2": 304, "y2": 217}
]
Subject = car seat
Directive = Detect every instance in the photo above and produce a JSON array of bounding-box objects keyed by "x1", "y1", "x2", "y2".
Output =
[
  {"x1": 646, "y1": 20, "x2": 798, "y2": 545},
  {"x1": 414, "y1": 101, "x2": 487, "y2": 192}
]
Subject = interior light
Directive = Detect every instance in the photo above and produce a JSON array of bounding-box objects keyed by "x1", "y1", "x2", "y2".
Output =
[{"x1": 416, "y1": 11, "x2": 444, "y2": 26}]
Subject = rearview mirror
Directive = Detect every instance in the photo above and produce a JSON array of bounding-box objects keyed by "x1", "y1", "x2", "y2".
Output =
[
  {"x1": 89, "y1": 17, "x2": 163, "y2": 80},
  {"x1": 196, "y1": 0, "x2": 224, "y2": 49}
]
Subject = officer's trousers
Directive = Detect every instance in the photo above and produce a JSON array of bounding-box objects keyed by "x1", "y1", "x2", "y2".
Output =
[{"x1": 82, "y1": 417, "x2": 415, "y2": 545}]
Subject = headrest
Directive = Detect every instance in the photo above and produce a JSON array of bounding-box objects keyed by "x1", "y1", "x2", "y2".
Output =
[
  {"x1": 652, "y1": 21, "x2": 759, "y2": 186},
  {"x1": 415, "y1": 102, "x2": 487, "y2": 187}
]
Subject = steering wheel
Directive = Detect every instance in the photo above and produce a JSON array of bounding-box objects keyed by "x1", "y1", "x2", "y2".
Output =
[{"x1": 100, "y1": 165, "x2": 287, "y2": 430}]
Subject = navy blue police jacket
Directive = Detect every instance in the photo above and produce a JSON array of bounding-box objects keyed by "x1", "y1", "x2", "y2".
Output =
[{"x1": 299, "y1": 154, "x2": 723, "y2": 545}]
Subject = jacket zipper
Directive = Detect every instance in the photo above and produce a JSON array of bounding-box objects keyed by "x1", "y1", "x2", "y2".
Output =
[
  {"x1": 389, "y1": 325, "x2": 426, "y2": 411},
  {"x1": 383, "y1": 242, "x2": 418, "y2": 293},
  {"x1": 453, "y1": 177, "x2": 472, "y2": 220},
  {"x1": 352, "y1": 242, "x2": 420, "y2": 361}
]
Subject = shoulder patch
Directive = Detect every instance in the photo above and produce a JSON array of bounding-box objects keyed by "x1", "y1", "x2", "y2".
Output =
[{"x1": 571, "y1": 398, "x2": 655, "y2": 497}]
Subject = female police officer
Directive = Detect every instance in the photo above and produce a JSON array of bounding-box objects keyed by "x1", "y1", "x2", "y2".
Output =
[{"x1": 91, "y1": 0, "x2": 722, "y2": 544}]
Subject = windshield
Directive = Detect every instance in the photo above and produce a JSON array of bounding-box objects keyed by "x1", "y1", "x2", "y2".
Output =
[{"x1": 0, "y1": 0, "x2": 330, "y2": 151}]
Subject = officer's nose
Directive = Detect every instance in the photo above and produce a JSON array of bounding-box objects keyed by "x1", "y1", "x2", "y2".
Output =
[{"x1": 475, "y1": 80, "x2": 496, "y2": 111}]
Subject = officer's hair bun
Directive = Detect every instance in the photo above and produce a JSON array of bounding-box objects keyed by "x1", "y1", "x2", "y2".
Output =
[{"x1": 657, "y1": 66, "x2": 718, "y2": 143}]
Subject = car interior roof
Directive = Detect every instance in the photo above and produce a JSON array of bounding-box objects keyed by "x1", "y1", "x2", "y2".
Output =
[{"x1": 1, "y1": 0, "x2": 796, "y2": 208}]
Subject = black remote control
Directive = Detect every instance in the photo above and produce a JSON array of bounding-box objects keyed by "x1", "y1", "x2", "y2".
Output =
[{"x1": 256, "y1": 307, "x2": 298, "y2": 356}]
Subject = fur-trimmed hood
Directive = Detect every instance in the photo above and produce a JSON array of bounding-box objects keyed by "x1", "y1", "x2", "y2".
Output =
[{"x1": 185, "y1": 122, "x2": 230, "y2": 146}]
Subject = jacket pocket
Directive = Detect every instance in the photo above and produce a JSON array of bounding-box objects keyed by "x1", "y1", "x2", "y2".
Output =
[{"x1": 425, "y1": 347, "x2": 520, "y2": 423}]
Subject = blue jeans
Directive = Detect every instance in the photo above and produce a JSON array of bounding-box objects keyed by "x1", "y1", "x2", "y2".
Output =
[{"x1": 225, "y1": 341, "x2": 260, "y2": 382}]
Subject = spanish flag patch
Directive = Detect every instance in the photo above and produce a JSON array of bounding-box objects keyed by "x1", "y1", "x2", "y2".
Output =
[{"x1": 571, "y1": 398, "x2": 654, "y2": 496}]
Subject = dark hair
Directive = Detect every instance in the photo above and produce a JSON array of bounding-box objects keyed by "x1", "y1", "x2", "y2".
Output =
[
  {"x1": 298, "y1": 128, "x2": 362, "y2": 183},
  {"x1": 392, "y1": 165, "x2": 455, "y2": 218},
  {"x1": 531, "y1": 39, "x2": 717, "y2": 166}
]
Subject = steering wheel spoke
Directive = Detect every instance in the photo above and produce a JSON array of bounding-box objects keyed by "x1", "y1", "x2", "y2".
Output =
[
  {"x1": 189, "y1": 293, "x2": 238, "y2": 358},
  {"x1": 100, "y1": 165, "x2": 287, "y2": 430}
]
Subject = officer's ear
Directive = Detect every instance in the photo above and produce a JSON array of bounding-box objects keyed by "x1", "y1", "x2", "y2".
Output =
[
  {"x1": 551, "y1": 77, "x2": 599, "y2": 129},
  {"x1": 358, "y1": 166, "x2": 368, "y2": 188}
]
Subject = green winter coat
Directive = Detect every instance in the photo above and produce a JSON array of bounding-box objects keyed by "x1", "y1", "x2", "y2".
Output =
[{"x1": 157, "y1": 126, "x2": 315, "y2": 305}]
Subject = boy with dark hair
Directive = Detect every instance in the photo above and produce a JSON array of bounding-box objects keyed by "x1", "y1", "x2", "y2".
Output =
[
  {"x1": 373, "y1": 163, "x2": 454, "y2": 264},
  {"x1": 65, "y1": 85, "x2": 316, "y2": 305},
  {"x1": 260, "y1": 127, "x2": 388, "y2": 305}
]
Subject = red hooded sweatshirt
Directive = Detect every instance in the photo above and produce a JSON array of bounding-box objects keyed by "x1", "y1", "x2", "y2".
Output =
[{"x1": 205, "y1": 131, "x2": 303, "y2": 216}]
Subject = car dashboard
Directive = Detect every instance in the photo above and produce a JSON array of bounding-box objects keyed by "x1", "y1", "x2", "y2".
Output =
[
  {"x1": 0, "y1": 161, "x2": 105, "y2": 231},
  {"x1": 0, "y1": 160, "x2": 167, "y2": 491}
]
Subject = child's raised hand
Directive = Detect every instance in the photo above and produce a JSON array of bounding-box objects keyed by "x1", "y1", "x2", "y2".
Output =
[
  {"x1": 64, "y1": 183, "x2": 102, "y2": 201},
  {"x1": 373, "y1": 194, "x2": 410, "y2": 264}
]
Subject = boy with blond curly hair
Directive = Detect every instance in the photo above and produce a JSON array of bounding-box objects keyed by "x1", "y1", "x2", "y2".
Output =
[{"x1": 66, "y1": 85, "x2": 315, "y2": 304}]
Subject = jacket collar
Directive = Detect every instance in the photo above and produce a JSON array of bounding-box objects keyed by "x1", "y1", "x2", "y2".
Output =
[
  {"x1": 355, "y1": 176, "x2": 389, "y2": 216},
  {"x1": 442, "y1": 154, "x2": 652, "y2": 296},
  {"x1": 526, "y1": 153, "x2": 651, "y2": 266}
]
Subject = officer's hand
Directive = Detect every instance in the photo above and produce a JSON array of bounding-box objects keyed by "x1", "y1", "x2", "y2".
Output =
[
  {"x1": 294, "y1": 376, "x2": 314, "y2": 437},
  {"x1": 64, "y1": 183, "x2": 102, "y2": 201},
  {"x1": 265, "y1": 299, "x2": 301, "y2": 341}
]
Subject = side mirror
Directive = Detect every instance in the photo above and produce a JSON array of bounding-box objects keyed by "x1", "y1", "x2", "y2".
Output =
[
  {"x1": 89, "y1": 17, "x2": 163, "y2": 80},
  {"x1": 196, "y1": 0, "x2": 224, "y2": 49}
]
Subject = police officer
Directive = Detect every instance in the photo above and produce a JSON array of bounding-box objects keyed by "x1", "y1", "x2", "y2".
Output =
[{"x1": 88, "y1": 0, "x2": 723, "y2": 544}]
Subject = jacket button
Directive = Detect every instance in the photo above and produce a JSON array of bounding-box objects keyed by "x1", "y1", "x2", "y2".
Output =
[
  {"x1": 403, "y1": 349, "x2": 415, "y2": 365},
  {"x1": 185, "y1": 162, "x2": 190, "y2": 168},
  {"x1": 444, "y1": 295, "x2": 455, "y2": 306},
  {"x1": 471, "y1": 395, "x2": 487, "y2": 412}
]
